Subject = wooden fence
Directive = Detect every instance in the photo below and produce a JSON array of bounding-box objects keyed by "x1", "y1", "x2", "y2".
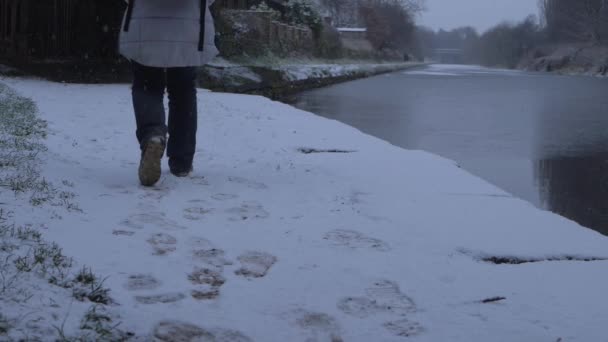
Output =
[{"x1": 0, "y1": 0, "x2": 123, "y2": 61}]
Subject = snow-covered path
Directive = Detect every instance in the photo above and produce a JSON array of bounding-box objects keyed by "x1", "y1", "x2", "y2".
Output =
[{"x1": 4, "y1": 78, "x2": 608, "y2": 341}]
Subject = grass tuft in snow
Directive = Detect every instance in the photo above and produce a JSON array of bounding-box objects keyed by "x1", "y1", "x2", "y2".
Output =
[
  {"x1": 72, "y1": 267, "x2": 112, "y2": 305},
  {"x1": 80, "y1": 305, "x2": 133, "y2": 341},
  {"x1": 54, "y1": 306, "x2": 133, "y2": 342},
  {"x1": 0, "y1": 220, "x2": 74, "y2": 289}
]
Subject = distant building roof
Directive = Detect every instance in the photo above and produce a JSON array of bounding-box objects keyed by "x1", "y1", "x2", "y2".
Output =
[{"x1": 337, "y1": 28, "x2": 367, "y2": 32}]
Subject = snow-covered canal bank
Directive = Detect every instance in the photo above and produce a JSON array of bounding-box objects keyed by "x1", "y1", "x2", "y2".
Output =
[
  {"x1": 292, "y1": 64, "x2": 608, "y2": 237},
  {"x1": 2, "y1": 77, "x2": 607, "y2": 341}
]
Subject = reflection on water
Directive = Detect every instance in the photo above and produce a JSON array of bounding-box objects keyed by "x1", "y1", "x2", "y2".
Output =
[
  {"x1": 537, "y1": 154, "x2": 608, "y2": 235},
  {"x1": 288, "y1": 64, "x2": 608, "y2": 236}
]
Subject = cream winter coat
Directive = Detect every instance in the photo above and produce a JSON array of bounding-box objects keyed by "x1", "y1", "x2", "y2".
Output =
[{"x1": 119, "y1": 0, "x2": 219, "y2": 67}]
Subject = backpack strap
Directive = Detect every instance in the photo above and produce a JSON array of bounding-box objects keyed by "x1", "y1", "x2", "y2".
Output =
[
  {"x1": 123, "y1": 0, "x2": 135, "y2": 32},
  {"x1": 198, "y1": 0, "x2": 207, "y2": 51}
]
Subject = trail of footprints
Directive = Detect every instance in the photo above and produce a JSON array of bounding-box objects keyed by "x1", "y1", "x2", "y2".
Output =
[
  {"x1": 321, "y1": 228, "x2": 422, "y2": 338},
  {"x1": 127, "y1": 232, "x2": 277, "y2": 303},
  {"x1": 182, "y1": 200, "x2": 269, "y2": 222},
  {"x1": 188, "y1": 247, "x2": 278, "y2": 300},
  {"x1": 147, "y1": 233, "x2": 178, "y2": 256},
  {"x1": 113, "y1": 180, "x2": 419, "y2": 338},
  {"x1": 113, "y1": 174, "x2": 272, "y2": 234},
  {"x1": 115, "y1": 180, "x2": 277, "y2": 307},
  {"x1": 288, "y1": 280, "x2": 421, "y2": 340}
]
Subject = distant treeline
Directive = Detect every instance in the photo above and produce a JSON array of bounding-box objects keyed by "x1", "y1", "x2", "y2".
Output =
[
  {"x1": 320, "y1": 0, "x2": 425, "y2": 55},
  {"x1": 413, "y1": 0, "x2": 608, "y2": 68}
]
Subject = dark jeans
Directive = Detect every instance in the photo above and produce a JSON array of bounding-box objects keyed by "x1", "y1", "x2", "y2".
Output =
[{"x1": 131, "y1": 61, "x2": 198, "y2": 164}]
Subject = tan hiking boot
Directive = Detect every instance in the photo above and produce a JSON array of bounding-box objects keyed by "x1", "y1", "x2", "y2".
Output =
[{"x1": 138, "y1": 136, "x2": 165, "y2": 186}]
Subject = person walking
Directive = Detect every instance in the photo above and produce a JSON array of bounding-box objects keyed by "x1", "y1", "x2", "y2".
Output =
[{"x1": 119, "y1": 0, "x2": 218, "y2": 186}]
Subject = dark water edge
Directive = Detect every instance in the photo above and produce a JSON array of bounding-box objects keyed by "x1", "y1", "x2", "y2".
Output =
[{"x1": 287, "y1": 64, "x2": 608, "y2": 236}]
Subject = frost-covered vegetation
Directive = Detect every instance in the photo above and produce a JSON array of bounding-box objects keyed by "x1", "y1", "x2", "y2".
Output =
[{"x1": 0, "y1": 83, "x2": 132, "y2": 341}]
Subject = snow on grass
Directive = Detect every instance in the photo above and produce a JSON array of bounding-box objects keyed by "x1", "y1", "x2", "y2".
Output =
[
  {"x1": 209, "y1": 57, "x2": 421, "y2": 82},
  {"x1": 278, "y1": 62, "x2": 419, "y2": 81},
  {"x1": 1, "y1": 76, "x2": 608, "y2": 341},
  {"x1": 0, "y1": 82, "x2": 132, "y2": 341}
]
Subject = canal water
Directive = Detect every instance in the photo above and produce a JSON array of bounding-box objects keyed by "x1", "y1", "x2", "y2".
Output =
[{"x1": 289, "y1": 64, "x2": 608, "y2": 236}]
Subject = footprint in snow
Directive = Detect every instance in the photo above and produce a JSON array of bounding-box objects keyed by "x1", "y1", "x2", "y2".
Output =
[
  {"x1": 336, "y1": 297, "x2": 379, "y2": 318},
  {"x1": 125, "y1": 274, "x2": 161, "y2": 291},
  {"x1": 337, "y1": 280, "x2": 422, "y2": 338},
  {"x1": 188, "y1": 267, "x2": 226, "y2": 300},
  {"x1": 188, "y1": 237, "x2": 234, "y2": 300},
  {"x1": 364, "y1": 280, "x2": 417, "y2": 313},
  {"x1": 383, "y1": 320, "x2": 425, "y2": 338},
  {"x1": 338, "y1": 280, "x2": 416, "y2": 318},
  {"x1": 292, "y1": 309, "x2": 344, "y2": 342},
  {"x1": 190, "y1": 175, "x2": 209, "y2": 186},
  {"x1": 147, "y1": 233, "x2": 178, "y2": 256},
  {"x1": 152, "y1": 321, "x2": 252, "y2": 342},
  {"x1": 228, "y1": 176, "x2": 268, "y2": 190},
  {"x1": 138, "y1": 184, "x2": 171, "y2": 201},
  {"x1": 135, "y1": 293, "x2": 185, "y2": 304},
  {"x1": 124, "y1": 212, "x2": 186, "y2": 231},
  {"x1": 235, "y1": 251, "x2": 277, "y2": 279},
  {"x1": 183, "y1": 207, "x2": 214, "y2": 221},
  {"x1": 226, "y1": 202, "x2": 269, "y2": 221},
  {"x1": 323, "y1": 229, "x2": 390, "y2": 252},
  {"x1": 211, "y1": 193, "x2": 239, "y2": 201},
  {"x1": 193, "y1": 248, "x2": 234, "y2": 269}
]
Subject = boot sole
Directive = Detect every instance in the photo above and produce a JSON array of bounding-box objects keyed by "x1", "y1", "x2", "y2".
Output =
[{"x1": 139, "y1": 141, "x2": 164, "y2": 186}]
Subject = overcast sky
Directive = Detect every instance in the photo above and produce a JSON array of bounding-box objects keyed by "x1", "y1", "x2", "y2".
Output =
[{"x1": 418, "y1": 0, "x2": 539, "y2": 33}]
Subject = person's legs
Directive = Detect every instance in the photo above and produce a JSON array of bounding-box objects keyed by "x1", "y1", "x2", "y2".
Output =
[
  {"x1": 166, "y1": 66, "x2": 198, "y2": 176},
  {"x1": 131, "y1": 61, "x2": 168, "y2": 145},
  {"x1": 131, "y1": 61, "x2": 167, "y2": 186}
]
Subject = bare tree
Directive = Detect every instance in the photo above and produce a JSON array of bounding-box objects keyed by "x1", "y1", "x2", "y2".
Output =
[
  {"x1": 320, "y1": 0, "x2": 349, "y2": 23},
  {"x1": 359, "y1": 0, "x2": 419, "y2": 51},
  {"x1": 319, "y1": 0, "x2": 425, "y2": 27},
  {"x1": 396, "y1": 0, "x2": 426, "y2": 15},
  {"x1": 472, "y1": 15, "x2": 541, "y2": 68},
  {"x1": 540, "y1": 0, "x2": 608, "y2": 43}
]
